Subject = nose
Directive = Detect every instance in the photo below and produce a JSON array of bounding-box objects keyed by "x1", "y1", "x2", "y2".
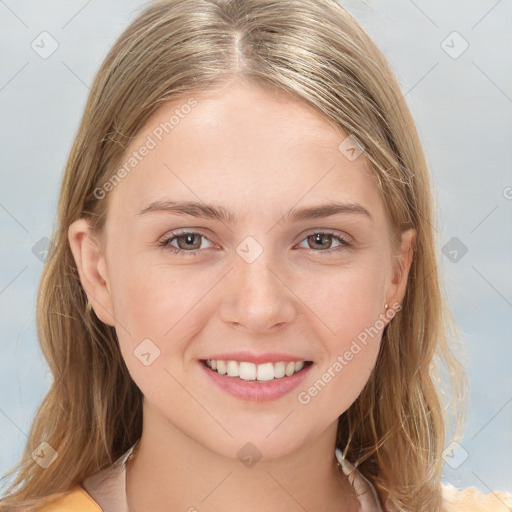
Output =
[{"x1": 219, "y1": 248, "x2": 297, "y2": 333}]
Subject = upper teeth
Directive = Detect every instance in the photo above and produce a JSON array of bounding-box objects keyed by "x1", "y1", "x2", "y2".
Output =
[{"x1": 205, "y1": 360, "x2": 306, "y2": 381}]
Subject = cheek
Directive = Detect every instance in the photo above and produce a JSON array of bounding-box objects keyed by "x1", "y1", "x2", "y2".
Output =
[
  {"x1": 293, "y1": 260, "x2": 387, "y2": 416},
  {"x1": 107, "y1": 259, "x2": 217, "y2": 372},
  {"x1": 108, "y1": 257, "x2": 201, "y2": 334},
  {"x1": 294, "y1": 255, "x2": 389, "y2": 337},
  {"x1": 110, "y1": 267, "x2": 208, "y2": 402},
  {"x1": 298, "y1": 320, "x2": 382, "y2": 423}
]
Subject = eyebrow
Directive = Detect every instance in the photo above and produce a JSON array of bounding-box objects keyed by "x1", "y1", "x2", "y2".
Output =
[{"x1": 137, "y1": 200, "x2": 373, "y2": 223}]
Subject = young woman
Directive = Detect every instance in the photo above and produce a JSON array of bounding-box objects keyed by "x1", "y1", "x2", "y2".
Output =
[{"x1": 1, "y1": 1, "x2": 510, "y2": 511}]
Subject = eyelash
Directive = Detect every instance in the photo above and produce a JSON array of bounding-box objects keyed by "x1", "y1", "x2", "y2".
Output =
[{"x1": 158, "y1": 230, "x2": 352, "y2": 256}]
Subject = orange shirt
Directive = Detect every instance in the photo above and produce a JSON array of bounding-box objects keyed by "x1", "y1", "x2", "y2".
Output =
[{"x1": 37, "y1": 484, "x2": 101, "y2": 511}]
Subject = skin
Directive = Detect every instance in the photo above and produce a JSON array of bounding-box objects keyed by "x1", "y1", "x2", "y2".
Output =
[{"x1": 69, "y1": 79, "x2": 415, "y2": 511}]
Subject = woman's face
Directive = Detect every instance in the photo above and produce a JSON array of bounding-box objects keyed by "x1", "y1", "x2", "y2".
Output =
[{"x1": 71, "y1": 79, "x2": 414, "y2": 460}]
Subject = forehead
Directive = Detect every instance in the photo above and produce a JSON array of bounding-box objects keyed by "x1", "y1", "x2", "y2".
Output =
[{"x1": 106, "y1": 81, "x2": 387, "y2": 226}]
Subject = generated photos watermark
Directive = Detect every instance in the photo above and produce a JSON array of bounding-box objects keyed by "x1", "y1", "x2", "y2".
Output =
[
  {"x1": 297, "y1": 302, "x2": 402, "y2": 405},
  {"x1": 93, "y1": 97, "x2": 198, "y2": 200}
]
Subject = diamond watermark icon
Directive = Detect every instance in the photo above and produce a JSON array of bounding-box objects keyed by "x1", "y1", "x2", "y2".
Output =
[
  {"x1": 338, "y1": 134, "x2": 365, "y2": 161},
  {"x1": 32, "y1": 237, "x2": 55, "y2": 262},
  {"x1": 237, "y1": 442, "x2": 263, "y2": 468},
  {"x1": 442, "y1": 441, "x2": 469, "y2": 469},
  {"x1": 134, "y1": 338, "x2": 161, "y2": 366},
  {"x1": 31, "y1": 31, "x2": 59, "y2": 59},
  {"x1": 236, "y1": 236, "x2": 263, "y2": 264},
  {"x1": 32, "y1": 441, "x2": 58, "y2": 468},
  {"x1": 442, "y1": 237, "x2": 468, "y2": 263},
  {"x1": 441, "y1": 31, "x2": 469, "y2": 59}
]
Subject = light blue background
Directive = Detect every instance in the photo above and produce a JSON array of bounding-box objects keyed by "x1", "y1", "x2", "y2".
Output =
[{"x1": 1, "y1": 0, "x2": 511, "y2": 497}]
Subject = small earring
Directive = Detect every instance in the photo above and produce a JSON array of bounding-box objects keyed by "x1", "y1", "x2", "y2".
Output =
[{"x1": 384, "y1": 303, "x2": 389, "y2": 309}]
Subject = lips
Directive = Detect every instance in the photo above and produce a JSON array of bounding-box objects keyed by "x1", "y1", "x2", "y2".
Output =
[{"x1": 199, "y1": 356, "x2": 314, "y2": 402}]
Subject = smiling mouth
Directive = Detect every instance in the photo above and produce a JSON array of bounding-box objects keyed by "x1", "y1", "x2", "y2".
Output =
[{"x1": 201, "y1": 359, "x2": 313, "y2": 382}]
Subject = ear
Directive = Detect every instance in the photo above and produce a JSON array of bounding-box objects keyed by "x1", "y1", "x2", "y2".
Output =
[
  {"x1": 68, "y1": 218, "x2": 115, "y2": 326},
  {"x1": 385, "y1": 228, "x2": 416, "y2": 310}
]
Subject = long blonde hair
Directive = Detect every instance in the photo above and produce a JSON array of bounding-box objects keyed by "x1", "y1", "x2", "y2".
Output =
[{"x1": 0, "y1": 1, "x2": 465, "y2": 510}]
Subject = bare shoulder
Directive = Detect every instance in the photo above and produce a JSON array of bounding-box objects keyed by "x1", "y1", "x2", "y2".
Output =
[
  {"x1": 442, "y1": 483, "x2": 512, "y2": 512},
  {"x1": 36, "y1": 484, "x2": 102, "y2": 512}
]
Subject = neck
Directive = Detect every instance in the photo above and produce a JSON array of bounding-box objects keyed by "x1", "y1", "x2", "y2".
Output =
[{"x1": 125, "y1": 403, "x2": 358, "y2": 512}]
